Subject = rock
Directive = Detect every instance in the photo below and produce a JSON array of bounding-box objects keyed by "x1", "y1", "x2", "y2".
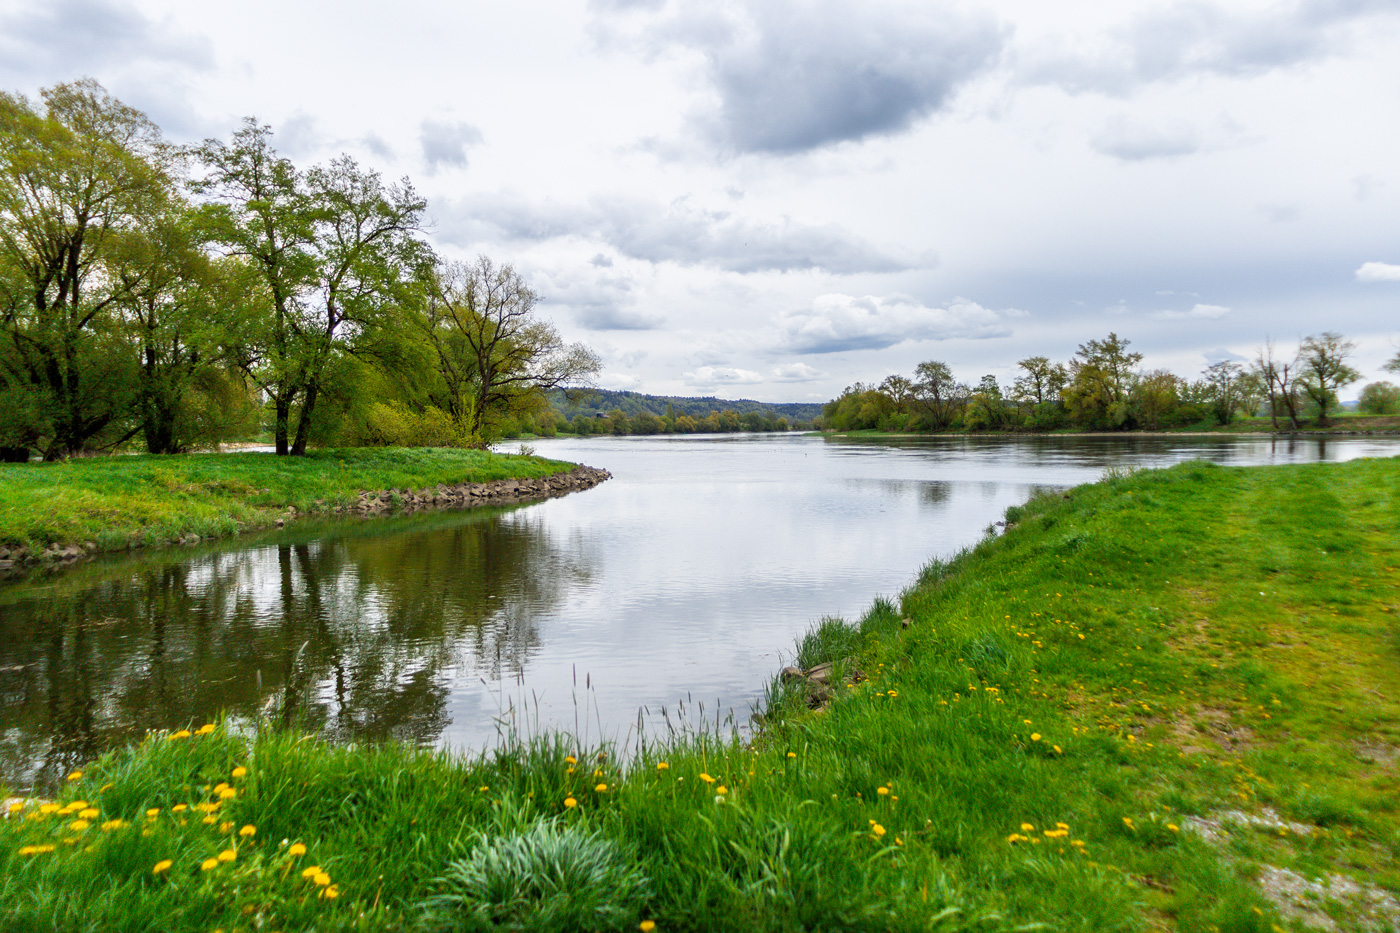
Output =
[
  {"x1": 779, "y1": 666, "x2": 806, "y2": 685},
  {"x1": 901, "y1": 617, "x2": 911, "y2": 629},
  {"x1": 805, "y1": 662, "x2": 836, "y2": 685},
  {"x1": 0, "y1": 560, "x2": 12, "y2": 571}
]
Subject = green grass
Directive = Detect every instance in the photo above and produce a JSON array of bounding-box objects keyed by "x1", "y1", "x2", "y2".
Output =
[
  {"x1": 3, "y1": 456, "x2": 1398, "y2": 931},
  {"x1": 0, "y1": 448, "x2": 576, "y2": 553}
]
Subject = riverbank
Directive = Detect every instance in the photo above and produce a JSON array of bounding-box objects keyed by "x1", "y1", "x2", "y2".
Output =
[
  {"x1": 0, "y1": 447, "x2": 606, "y2": 566},
  {"x1": 828, "y1": 413, "x2": 1400, "y2": 439},
  {"x1": 3, "y1": 455, "x2": 1397, "y2": 931}
]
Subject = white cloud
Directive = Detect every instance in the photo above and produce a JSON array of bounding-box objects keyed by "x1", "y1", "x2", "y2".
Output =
[
  {"x1": 420, "y1": 119, "x2": 484, "y2": 173},
  {"x1": 1355, "y1": 261, "x2": 1400, "y2": 282},
  {"x1": 770, "y1": 362, "x2": 828, "y2": 382},
  {"x1": 682, "y1": 366, "x2": 764, "y2": 387},
  {"x1": 597, "y1": 372, "x2": 643, "y2": 390},
  {"x1": 1152, "y1": 303, "x2": 1231, "y2": 320},
  {"x1": 1092, "y1": 116, "x2": 1201, "y2": 161},
  {"x1": 776, "y1": 294, "x2": 1020, "y2": 354}
]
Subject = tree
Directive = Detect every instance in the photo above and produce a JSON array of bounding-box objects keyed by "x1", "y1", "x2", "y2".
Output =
[
  {"x1": 1201, "y1": 360, "x2": 1244, "y2": 426},
  {"x1": 1010, "y1": 356, "x2": 1067, "y2": 407},
  {"x1": 910, "y1": 360, "x2": 959, "y2": 429},
  {"x1": 0, "y1": 79, "x2": 174, "y2": 458},
  {"x1": 419, "y1": 257, "x2": 599, "y2": 446},
  {"x1": 1297, "y1": 332, "x2": 1360, "y2": 426},
  {"x1": 1253, "y1": 339, "x2": 1301, "y2": 430},
  {"x1": 1358, "y1": 381, "x2": 1400, "y2": 415},
  {"x1": 194, "y1": 122, "x2": 427, "y2": 455},
  {"x1": 1063, "y1": 333, "x2": 1142, "y2": 429}
]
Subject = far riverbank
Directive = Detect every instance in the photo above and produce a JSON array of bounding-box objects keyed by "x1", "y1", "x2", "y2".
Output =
[{"x1": 0, "y1": 448, "x2": 607, "y2": 568}]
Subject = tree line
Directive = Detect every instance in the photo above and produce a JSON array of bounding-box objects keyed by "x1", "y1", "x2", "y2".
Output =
[
  {"x1": 821, "y1": 331, "x2": 1400, "y2": 434},
  {"x1": 503, "y1": 405, "x2": 807, "y2": 440},
  {"x1": 0, "y1": 80, "x2": 598, "y2": 461}
]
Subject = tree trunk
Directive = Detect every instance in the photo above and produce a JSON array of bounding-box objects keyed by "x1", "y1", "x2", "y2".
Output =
[
  {"x1": 290, "y1": 381, "x2": 319, "y2": 456},
  {"x1": 274, "y1": 397, "x2": 290, "y2": 456}
]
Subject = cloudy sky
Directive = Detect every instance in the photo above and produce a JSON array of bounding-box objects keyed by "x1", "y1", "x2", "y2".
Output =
[{"x1": 2, "y1": 0, "x2": 1398, "y2": 401}]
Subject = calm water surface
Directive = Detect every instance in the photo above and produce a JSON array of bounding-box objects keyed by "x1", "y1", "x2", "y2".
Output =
[{"x1": 2, "y1": 433, "x2": 1396, "y2": 790}]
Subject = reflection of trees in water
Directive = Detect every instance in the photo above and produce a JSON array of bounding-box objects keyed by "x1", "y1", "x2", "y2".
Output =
[{"x1": 0, "y1": 507, "x2": 591, "y2": 791}]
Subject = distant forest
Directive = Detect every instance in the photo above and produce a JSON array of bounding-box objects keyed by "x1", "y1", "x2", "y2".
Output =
[{"x1": 546, "y1": 389, "x2": 824, "y2": 423}]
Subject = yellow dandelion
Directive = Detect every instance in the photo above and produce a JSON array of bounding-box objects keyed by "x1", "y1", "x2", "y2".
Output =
[
  {"x1": 66, "y1": 771, "x2": 83, "y2": 782},
  {"x1": 40, "y1": 803, "x2": 59, "y2": 814},
  {"x1": 322, "y1": 884, "x2": 340, "y2": 900},
  {"x1": 1030, "y1": 733, "x2": 1042, "y2": 742},
  {"x1": 656, "y1": 761, "x2": 669, "y2": 771},
  {"x1": 169, "y1": 730, "x2": 191, "y2": 740},
  {"x1": 1053, "y1": 745, "x2": 1063, "y2": 754},
  {"x1": 594, "y1": 783, "x2": 608, "y2": 793},
  {"x1": 1020, "y1": 822, "x2": 1034, "y2": 832},
  {"x1": 172, "y1": 804, "x2": 187, "y2": 813},
  {"x1": 564, "y1": 756, "x2": 577, "y2": 765},
  {"x1": 231, "y1": 766, "x2": 248, "y2": 779},
  {"x1": 715, "y1": 785, "x2": 728, "y2": 795},
  {"x1": 219, "y1": 821, "x2": 234, "y2": 833},
  {"x1": 202, "y1": 815, "x2": 217, "y2": 825},
  {"x1": 217, "y1": 849, "x2": 236, "y2": 863},
  {"x1": 699, "y1": 773, "x2": 715, "y2": 784},
  {"x1": 69, "y1": 819, "x2": 90, "y2": 831},
  {"x1": 1167, "y1": 824, "x2": 1179, "y2": 833},
  {"x1": 79, "y1": 808, "x2": 99, "y2": 819},
  {"x1": 302, "y1": 865, "x2": 322, "y2": 879},
  {"x1": 196, "y1": 724, "x2": 215, "y2": 735},
  {"x1": 145, "y1": 808, "x2": 160, "y2": 819},
  {"x1": 201, "y1": 857, "x2": 220, "y2": 871},
  {"x1": 872, "y1": 824, "x2": 887, "y2": 837},
  {"x1": 786, "y1": 751, "x2": 797, "y2": 758},
  {"x1": 153, "y1": 859, "x2": 173, "y2": 874},
  {"x1": 101, "y1": 819, "x2": 126, "y2": 832},
  {"x1": 7, "y1": 801, "x2": 23, "y2": 814},
  {"x1": 640, "y1": 922, "x2": 657, "y2": 932},
  {"x1": 877, "y1": 787, "x2": 890, "y2": 796},
  {"x1": 313, "y1": 871, "x2": 331, "y2": 886},
  {"x1": 238, "y1": 824, "x2": 256, "y2": 838},
  {"x1": 564, "y1": 797, "x2": 578, "y2": 808},
  {"x1": 218, "y1": 788, "x2": 237, "y2": 800},
  {"x1": 19, "y1": 844, "x2": 57, "y2": 855},
  {"x1": 289, "y1": 842, "x2": 307, "y2": 857}
]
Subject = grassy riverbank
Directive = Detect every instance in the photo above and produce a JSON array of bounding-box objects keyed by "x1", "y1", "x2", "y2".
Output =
[
  {"x1": 0, "y1": 447, "x2": 575, "y2": 554},
  {"x1": 3, "y1": 456, "x2": 1398, "y2": 931}
]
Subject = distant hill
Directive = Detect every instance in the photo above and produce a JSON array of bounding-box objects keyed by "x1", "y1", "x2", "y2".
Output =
[{"x1": 547, "y1": 388, "x2": 825, "y2": 423}]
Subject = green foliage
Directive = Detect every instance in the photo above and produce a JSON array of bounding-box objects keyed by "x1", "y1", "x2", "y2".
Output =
[
  {"x1": 422, "y1": 822, "x2": 649, "y2": 932},
  {"x1": 1357, "y1": 381, "x2": 1399, "y2": 415}
]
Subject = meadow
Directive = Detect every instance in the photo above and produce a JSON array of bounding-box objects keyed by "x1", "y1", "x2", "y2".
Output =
[
  {"x1": 2, "y1": 456, "x2": 1396, "y2": 931},
  {"x1": 0, "y1": 447, "x2": 575, "y2": 555}
]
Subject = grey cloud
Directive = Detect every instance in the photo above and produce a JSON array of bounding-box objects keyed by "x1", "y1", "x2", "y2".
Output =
[
  {"x1": 361, "y1": 133, "x2": 395, "y2": 160},
  {"x1": 531, "y1": 265, "x2": 664, "y2": 332},
  {"x1": 776, "y1": 294, "x2": 1020, "y2": 354},
  {"x1": 0, "y1": 0, "x2": 214, "y2": 77},
  {"x1": 601, "y1": 1, "x2": 1006, "y2": 154},
  {"x1": 1091, "y1": 116, "x2": 1201, "y2": 161},
  {"x1": 420, "y1": 119, "x2": 484, "y2": 173},
  {"x1": 276, "y1": 112, "x2": 322, "y2": 157},
  {"x1": 590, "y1": 253, "x2": 615, "y2": 268},
  {"x1": 1021, "y1": 0, "x2": 1399, "y2": 95},
  {"x1": 439, "y1": 193, "x2": 925, "y2": 275},
  {"x1": 683, "y1": 366, "x2": 765, "y2": 387}
]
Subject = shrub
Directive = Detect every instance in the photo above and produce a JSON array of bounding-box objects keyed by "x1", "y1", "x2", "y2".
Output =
[{"x1": 1358, "y1": 381, "x2": 1400, "y2": 415}]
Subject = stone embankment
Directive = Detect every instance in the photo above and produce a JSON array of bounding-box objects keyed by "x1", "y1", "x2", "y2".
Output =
[{"x1": 0, "y1": 465, "x2": 612, "y2": 571}]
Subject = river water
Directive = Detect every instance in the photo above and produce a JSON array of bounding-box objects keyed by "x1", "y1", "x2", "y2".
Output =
[{"x1": 2, "y1": 433, "x2": 1396, "y2": 791}]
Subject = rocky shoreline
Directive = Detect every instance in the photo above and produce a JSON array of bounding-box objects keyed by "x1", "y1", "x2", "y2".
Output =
[{"x1": 0, "y1": 464, "x2": 612, "y2": 572}]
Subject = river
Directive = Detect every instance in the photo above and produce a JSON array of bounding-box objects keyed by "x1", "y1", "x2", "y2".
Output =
[{"x1": 1, "y1": 432, "x2": 1396, "y2": 791}]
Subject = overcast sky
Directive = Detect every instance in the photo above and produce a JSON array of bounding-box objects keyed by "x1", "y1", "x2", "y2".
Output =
[{"x1": 2, "y1": 0, "x2": 1398, "y2": 401}]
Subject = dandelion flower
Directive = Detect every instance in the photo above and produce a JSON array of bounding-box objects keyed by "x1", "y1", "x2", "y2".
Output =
[
  {"x1": 715, "y1": 786, "x2": 728, "y2": 795},
  {"x1": 169, "y1": 730, "x2": 191, "y2": 740},
  {"x1": 877, "y1": 787, "x2": 890, "y2": 796},
  {"x1": 302, "y1": 866, "x2": 322, "y2": 879},
  {"x1": 313, "y1": 871, "x2": 331, "y2": 886},
  {"x1": 101, "y1": 819, "x2": 126, "y2": 831},
  {"x1": 219, "y1": 821, "x2": 234, "y2": 833},
  {"x1": 564, "y1": 797, "x2": 578, "y2": 809},
  {"x1": 231, "y1": 767, "x2": 248, "y2": 779},
  {"x1": 69, "y1": 819, "x2": 90, "y2": 831},
  {"x1": 640, "y1": 922, "x2": 656, "y2": 932},
  {"x1": 699, "y1": 773, "x2": 715, "y2": 784},
  {"x1": 872, "y1": 824, "x2": 887, "y2": 837},
  {"x1": 289, "y1": 843, "x2": 307, "y2": 857},
  {"x1": 786, "y1": 751, "x2": 796, "y2": 759},
  {"x1": 202, "y1": 815, "x2": 217, "y2": 825},
  {"x1": 594, "y1": 783, "x2": 607, "y2": 793},
  {"x1": 1020, "y1": 823, "x2": 1034, "y2": 832},
  {"x1": 218, "y1": 788, "x2": 237, "y2": 800},
  {"x1": 146, "y1": 808, "x2": 161, "y2": 819},
  {"x1": 66, "y1": 771, "x2": 83, "y2": 782},
  {"x1": 238, "y1": 824, "x2": 256, "y2": 838},
  {"x1": 564, "y1": 756, "x2": 577, "y2": 766},
  {"x1": 172, "y1": 804, "x2": 187, "y2": 813},
  {"x1": 8, "y1": 801, "x2": 24, "y2": 814},
  {"x1": 217, "y1": 849, "x2": 236, "y2": 863},
  {"x1": 322, "y1": 884, "x2": 340, "y2": 900},
  {"x1": 1030, "y1": 733, "x2": 1041, "y2": 742},
  {"x1": 153, "y1": 859, "x2": 173, "y2": 874},
  {"x1": 79, "y1": 808, "x2": 99, "y2": 819},
  {"x1": 196, "y1": 724, "x2": 215, "y2": 735},
  {"x1": 201, "y1": 858, "x2": 219, "y2": 871},
  {"x1": 656, "y1": 762, "x2": 669, "y2": 771}
]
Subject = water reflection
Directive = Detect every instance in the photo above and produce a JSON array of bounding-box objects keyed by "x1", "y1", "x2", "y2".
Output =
[
  {"x1": 1, "y1": 432, "x2": 1396, "y2": 792},
  {"x1": 0, "y1": 507, "x2": 590, "y2": 791}
]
